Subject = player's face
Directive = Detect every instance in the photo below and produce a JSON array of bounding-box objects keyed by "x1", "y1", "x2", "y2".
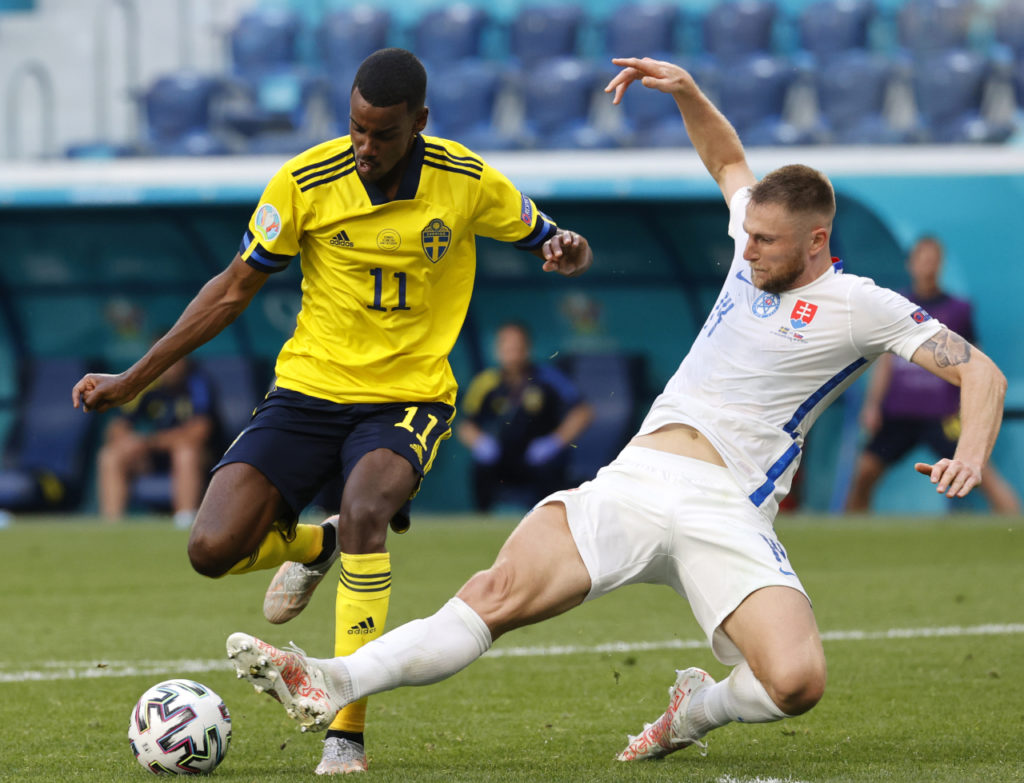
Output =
[
  {"x1": 742, "y1": 202, "x2": 815, "y2": 295},
  {"x1": 349, "y1": 87, "x2": 428, "y2": 184},
  {"x1": 908, "y1": 241, "x2": 942, "y2": 287}
]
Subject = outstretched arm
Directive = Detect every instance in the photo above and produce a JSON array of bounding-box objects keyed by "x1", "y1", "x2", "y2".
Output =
[
  {"x1": 908, "y1": 327, "x2": 1007, "y2": 498},
  {"x1": 72, "y1": 254, "x2": 268, "y2": 413},
  {"x1": 605, "y1": 56, "x2": 755, "y2": 204}
]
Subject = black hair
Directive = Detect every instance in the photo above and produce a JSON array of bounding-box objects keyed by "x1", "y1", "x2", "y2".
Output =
[{"x1": 352, "y1": 48, "x2": 427, "y2": 111}]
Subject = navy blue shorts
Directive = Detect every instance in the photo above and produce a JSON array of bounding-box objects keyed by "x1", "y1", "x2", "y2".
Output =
[
  {"x1": 864, "y1": 414, "x2": 959, "y2": 465},
  {"x1": 214, "y1": 388, "x2": 454, "y2": 525}
]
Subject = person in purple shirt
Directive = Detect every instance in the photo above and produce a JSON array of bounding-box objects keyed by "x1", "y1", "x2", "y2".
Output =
[{"x1": 846, "y1": 236, "x2": 1020, "y2": 513}]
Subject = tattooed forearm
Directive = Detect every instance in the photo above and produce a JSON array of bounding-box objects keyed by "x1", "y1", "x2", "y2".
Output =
[{"x1": 921, "y1": 328, "x2": 971, "y2": 368}]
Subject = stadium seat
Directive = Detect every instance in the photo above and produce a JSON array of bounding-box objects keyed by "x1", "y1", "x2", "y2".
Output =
[
  {"x1": 616, "y1": 54, "x2": 694, "y2": 147},
  {"x1": 425, "y1": 60, "x2": 517, "y2": 150},
  {"x1": 713, "y1": 54, "x2": 808, "y2": 145},
  {"x1": 131, "y1": 356, "x2": 263, "y2": 512},
  {"x1": 897, "y1": 0, "x2": 972, "y2": 55},
  {"x1": 317, "y1": 6, "x2": 390, "y2": 78},
  {"x1": 603, "y1": 2, "x2": 680, "y2": 58},
  {"x1": 993, "y1": 0, "x2": 1024, "y2": 56},
  {"x1": 703, "y1": 0, "x2": 777, "y2": 61},
  {"x1": 912, "y1": 48, "x2": 1015, "y2": 142},
  {"x1": 0, "y1": 358, "x2": 96, "y2": 511},
  {"x1": 556, "y1": 353, "x2": 646, "y2": 486},
  {"x1": 140, "y1": 71, "x2": 231, "y2": 156},
  {"x1": 797, "y1": 0, "x2": 875, "y2": 62},
  {"x1": 518, "y1": 56, "x2": 617, "y2": 149},
  {"x1": 508, "y1": 3, "x2": 585, "y2": 64},
  {"x1": 413, "y1": 5, "x2": 489, "y2": 67},
  {"x1": 814, "y1": 50, "x2": 908, "y2": 143},
  {"x1": 229, "y1": 6, "x2": 302, "y2": 83}
]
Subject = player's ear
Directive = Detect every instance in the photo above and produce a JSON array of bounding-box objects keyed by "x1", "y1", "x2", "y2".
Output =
[{"x1": 413, "y1": 106, "x2": 429, "y2": 135}]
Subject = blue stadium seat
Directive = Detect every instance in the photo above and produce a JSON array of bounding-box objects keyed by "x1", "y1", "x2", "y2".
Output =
[
  {"x1": 131, "y1": 356, "x2": 263, "y2": 512},
  {"x1": 425, "y1": 60, "x2": 517, "y2": 150},
  {"x1": 797, "y1": 0, "x2": 875, "y2": 62},
  {"x1": 713, "y1": 54, "x2": 807, "y2": 145},
  {"x1": 508, "y1": 4, "x2": 584, "y2": 64},
  {"x1": 413, "y1": 5, "x2": 489, "y2": 67},
  {"x1": 912, "y1": 48, "x2": 1015, "y2": 142},
  {"x1": 814, "y1": 50, "x2": 908, "y2": 143},
  {"x1": 616, "y1": 54, "x2": 693, "y2": 147},
  {"x1": 993, "y1": 0, "x2": 1024, "y2": 56},
  {"x1": 140, "y1": 71, "x2": 231, "y2": 156},
  {"x1": 229, "y1": 6, "x2": 302, "y2": 83},
  {"x1": 317, "y1": 6, "x2": 390, "y2": 78},
  {"x1": 519, "y1": 56, "x2": 617, "y2": 149},
  {"x1": 0, "y1": 358, "x2": 96, "y2": 511},
  {"x1": 703, "y1": 0, "x2": 777, "y2": 61},
  {"x1": 897, "y1": 0, "x2": 972, "y2": 55},
  {"x1": 603, "y1": 2, "x2": 680, "y2": 58}
]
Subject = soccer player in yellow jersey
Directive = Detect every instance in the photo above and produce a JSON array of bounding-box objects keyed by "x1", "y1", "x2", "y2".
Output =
[{"x1": 72, "y1": 48, "x2": 592, "y2": 775}]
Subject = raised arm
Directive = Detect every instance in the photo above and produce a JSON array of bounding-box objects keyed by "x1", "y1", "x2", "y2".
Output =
[
  {"x1": 605, "y1": 56, "x2": 755, "y2": 204},
  {"x1": 72, "y1": 254, "x2": 268, "y2": 413},
  {"x1": 908, "y1": 327, "x2": 1007, "y2": 498}
]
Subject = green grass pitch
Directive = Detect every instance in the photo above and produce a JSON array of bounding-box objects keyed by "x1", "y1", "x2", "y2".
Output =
[{"x1": 1, "y1": 514, "x2": 1022, "y2": 782}]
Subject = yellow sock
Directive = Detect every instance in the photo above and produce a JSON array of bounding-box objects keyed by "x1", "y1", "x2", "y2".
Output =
[
  {"x1": 226, "y1": 522, "x2": 323, "y2": 575},
  {"x1": 329, "y1": 551, "x2": 391, "y2": 733}
]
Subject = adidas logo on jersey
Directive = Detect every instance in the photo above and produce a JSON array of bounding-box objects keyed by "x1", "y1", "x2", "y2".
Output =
[
  {"x1": 330, "y1": 229, "x2": 354, "y2": 248},
  {"x1": 347, "y1": 616, "x2": 377, "y2": 635}
]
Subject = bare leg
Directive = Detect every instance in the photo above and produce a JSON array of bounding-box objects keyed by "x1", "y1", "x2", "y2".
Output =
[
  {"x1": 980, "y1": 463, "x2": 1022, "y2": 514},
  {"x1": 169, "y1": 441, "x2": 206, "y2": 515},
  {"x1": 187, "y1": 462, "x2": 291, "y2": 577},
  {"x1": 845, "y1": 451, "x2": 886, "y2": 512},
  {"x1": 97, "y1": 428, "x2": 147, "y2": 522},
  {"x1": 720, "y1": 585, "x2": 826, "y2": 715}
]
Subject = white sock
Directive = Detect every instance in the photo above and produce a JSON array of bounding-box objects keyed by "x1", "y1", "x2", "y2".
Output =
[
  {"x1": 687, "y1": 661, "x2": 788, "y2": 736},
  {"x1": 315, "y1": 597, "x2": 492, "y2": 703}
]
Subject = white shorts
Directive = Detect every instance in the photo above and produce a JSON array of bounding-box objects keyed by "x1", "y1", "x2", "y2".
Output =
[{"x1": 538, "y1": 445, "x2": 808, "y2": 665}]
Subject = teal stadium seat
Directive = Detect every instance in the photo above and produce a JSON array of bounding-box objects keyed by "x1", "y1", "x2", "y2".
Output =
[
  {"x1": 814, "y1": 50, "x2": 912, "y2": 143},
  {"x1": 897, "y1": 0, "x2": 971, "y2": 55},
  {"x1": 519, "y1": 56, "x2": 618, "y2": 149},
  {"x1": 425, "y1": 60, "x2": 517, "y2": 150},
  {"x1": 141, "y1": 71, "x2": 231, "y2": 156},
  {"x1": 713, "y1": 54, "x2": 810, "y2": 145}
]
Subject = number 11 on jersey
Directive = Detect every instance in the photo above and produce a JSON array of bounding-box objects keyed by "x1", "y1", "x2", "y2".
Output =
[{"x1": 368, "y1": 267, "x2": 411, "y2": 312}]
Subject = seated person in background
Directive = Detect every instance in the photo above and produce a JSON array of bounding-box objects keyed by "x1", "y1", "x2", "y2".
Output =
[
  {"x1": 97, "y1": 356, "x2": 217, "y2": 527},
  {"x1": 457, "y1": 321, "x2": 594, "y2": 511},
  {"x1": 845, "y1": 236, "x2": 1020, "y2": 513}
]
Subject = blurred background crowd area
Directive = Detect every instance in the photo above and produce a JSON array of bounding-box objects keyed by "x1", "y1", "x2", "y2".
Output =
[
  {"x1": 0, "y1": 0, "x2": 1022, "y2": 520},
  {"x1": 3, "y1": 0, "x2": 1024, "y2": 158}
]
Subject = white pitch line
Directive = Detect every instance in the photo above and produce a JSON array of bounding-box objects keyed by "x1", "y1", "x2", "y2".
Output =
[{"x1": 1, "y1": 623, "x2": 1021, "y2": 684}]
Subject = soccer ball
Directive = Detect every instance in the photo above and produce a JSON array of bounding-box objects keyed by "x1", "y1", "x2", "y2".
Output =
[{"x1": 128, "y1": 679, "x2": 231, "y2": 775}]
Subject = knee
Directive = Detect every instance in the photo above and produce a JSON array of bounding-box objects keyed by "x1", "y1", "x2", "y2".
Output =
[
  {"x1": 338, "y1": 498, "x2": 393, "y2": 552},
  {"x1": 186, "y1": 527, "x2": 234, "y2": 578},
  {"x1": 762, "y1": 657, "x2": 827, "y2": 716},
  {"x1": 458, "y1": 564, "x2": 517, "y2": 637}
]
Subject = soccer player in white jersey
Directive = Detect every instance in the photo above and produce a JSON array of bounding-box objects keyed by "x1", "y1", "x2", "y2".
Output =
[{"x1": 224, "y1": 57, "x2": 1009, "y2": 764}]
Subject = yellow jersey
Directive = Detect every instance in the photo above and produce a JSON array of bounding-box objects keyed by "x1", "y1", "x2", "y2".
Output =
[{"x1": 240, "y1": 134, "x2": 557, "y2": 406}]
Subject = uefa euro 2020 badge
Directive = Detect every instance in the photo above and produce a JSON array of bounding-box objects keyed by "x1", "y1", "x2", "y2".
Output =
[{"x1": 254, "y1": 203, "x2": 282, "y2": 242}]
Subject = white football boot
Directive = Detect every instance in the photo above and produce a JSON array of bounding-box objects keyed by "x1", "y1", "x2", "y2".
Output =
[
  {"x1": 315, "y1": 736, "x2": 368, "y2": 775},
  {"x1": 616, "y1": 667, "x2": 714, "y2": 761},
  {"x1": 263, "y1": 515, "x2": 340, "y2": 624},
  {"x1": 226, "y1": 632, "x2": 347, "y2": 732}
]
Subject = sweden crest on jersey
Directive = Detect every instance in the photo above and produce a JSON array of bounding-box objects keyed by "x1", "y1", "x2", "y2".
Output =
[{"x1": 421, "y1": 218, "x2": 451, "y2": 263}]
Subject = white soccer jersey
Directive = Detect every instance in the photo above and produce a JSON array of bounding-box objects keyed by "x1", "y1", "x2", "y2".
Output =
[{"x1": 638, "y1": 187, "x2": 944, "y2": 519}]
